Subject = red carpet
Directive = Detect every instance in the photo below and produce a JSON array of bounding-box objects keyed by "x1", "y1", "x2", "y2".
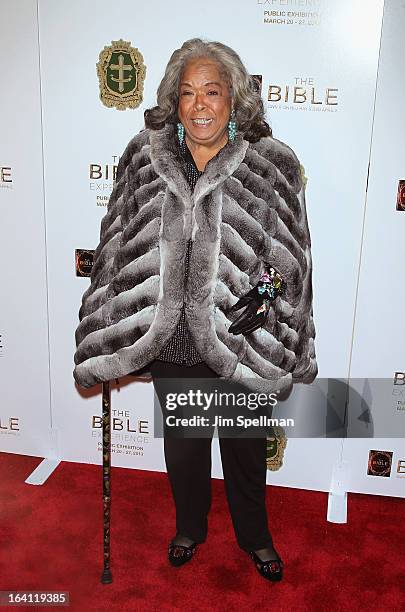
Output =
[{"x1": 0, "y1": 451, "x2": 404, "y2": 611}]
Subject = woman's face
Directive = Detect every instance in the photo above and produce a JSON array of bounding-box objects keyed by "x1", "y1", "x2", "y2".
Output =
[{"x1": 178, "y1": 57, "x2": 233, "y2": 149}]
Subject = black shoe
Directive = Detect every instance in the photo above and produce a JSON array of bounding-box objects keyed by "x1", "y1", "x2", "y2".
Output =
[
  {"x1": 168, "y1": 539, "x2": 197, "y2": 567},
  {"x1": 249, "y1": 550, "x2": 284, "y2": 582}
]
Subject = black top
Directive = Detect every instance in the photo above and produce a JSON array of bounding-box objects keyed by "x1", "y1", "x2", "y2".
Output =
[{"x1": 155, "y1": 138, "x2": 204, "y2": 366}]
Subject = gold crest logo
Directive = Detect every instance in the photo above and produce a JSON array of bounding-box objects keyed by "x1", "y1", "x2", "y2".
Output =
[
  {"x1": 266, "y1": 426, "x2": 287, "y2": 471},
  {"x1": 96, "y1": 39, "x2": 146, "y2": 111}
]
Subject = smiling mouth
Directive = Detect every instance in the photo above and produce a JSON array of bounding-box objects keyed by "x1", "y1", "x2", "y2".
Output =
[{"x1": 191, "y1": 118, "x2": 213, "y2": 125}]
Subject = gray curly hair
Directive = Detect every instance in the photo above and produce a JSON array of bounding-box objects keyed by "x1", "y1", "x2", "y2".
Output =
[{"x1": 144, "y1": 38, "x2": 271, "y2": 142}]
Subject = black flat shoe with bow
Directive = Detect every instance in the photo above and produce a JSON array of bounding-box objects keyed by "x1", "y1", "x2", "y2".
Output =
[
  {"x1": 249, "y1": 550, "x2": 284, "y2": 581},
  {"x1": 168, "y1": 539, "x2": 197, "y2": 567}
]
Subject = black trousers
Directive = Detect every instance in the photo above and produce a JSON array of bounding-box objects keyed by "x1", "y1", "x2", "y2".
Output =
[{"x1": 150, "y1": 360, "x2": 274, "y2": 552}]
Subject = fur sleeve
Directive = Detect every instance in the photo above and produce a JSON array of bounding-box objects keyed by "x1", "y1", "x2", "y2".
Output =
[
  {"x1": 72, "y1": 138, "x2": 134, "y2": 380},
  {"x1": 251, "y1": 136, "x2": 318, "y2": 383},
  {"x1": 76, "y1": 151, "x2": 128, "y2": 323},
  {"x1": 289, "y1": 182, "x2": 318, "y2": 383}
]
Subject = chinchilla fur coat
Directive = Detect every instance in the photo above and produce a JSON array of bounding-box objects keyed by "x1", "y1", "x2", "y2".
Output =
[{"x1": 73, "y1": 122, "x2": 317, "y2": 393}]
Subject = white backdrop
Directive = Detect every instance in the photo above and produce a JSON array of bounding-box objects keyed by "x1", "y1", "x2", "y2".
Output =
[
  {"x1": 2, "y1": 0, "x2": 404, "y2": 501},
  {"x1": 341, "y1": 0, "x2": 405, "y2": 496},
  {"x1": 0, "y1": 0, "x2": 53, "y2": 458}
]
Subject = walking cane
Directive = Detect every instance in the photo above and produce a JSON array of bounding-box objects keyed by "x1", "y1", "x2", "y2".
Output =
[{"x1": 101, "y1": 380, "x2": 113, "y2": 584}]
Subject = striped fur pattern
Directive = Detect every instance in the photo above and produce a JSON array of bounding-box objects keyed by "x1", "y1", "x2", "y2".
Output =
[{"x1": 73, "y1": 123, "x2": 317, "y2": 392}]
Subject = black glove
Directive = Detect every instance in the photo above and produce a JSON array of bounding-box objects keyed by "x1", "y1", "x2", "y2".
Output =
[{"x1": 228, "y1": 266, "x2": 284, "y2": 336}]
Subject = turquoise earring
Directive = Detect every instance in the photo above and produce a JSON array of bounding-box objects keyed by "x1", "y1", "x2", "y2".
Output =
[
  {"x1": 228, "y1": 109, "x2": 237, "y2": 142},
  {"x1": 177, "y1": 122, "x2": 185, "y2": 144}
]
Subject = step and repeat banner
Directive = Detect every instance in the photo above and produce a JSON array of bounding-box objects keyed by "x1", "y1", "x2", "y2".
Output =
[
  {"x1": 0, "y1": 0, "x2": 54, "y2": 458},
  {"x1": 341, "y1": 0, "x2": 405, "y2": 496},
  {"x1": 2, "y1": 0, "x2": 403, "y2": 497}
]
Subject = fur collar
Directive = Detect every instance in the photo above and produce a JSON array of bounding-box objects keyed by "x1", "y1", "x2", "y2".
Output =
[{"x1": 148, "y1": 123, "x2": 249, "y2": 204}]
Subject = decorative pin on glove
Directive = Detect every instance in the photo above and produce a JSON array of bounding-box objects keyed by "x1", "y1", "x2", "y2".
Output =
[{"x1": 228, "y1": 266, "x2": 284, "y2": 336}]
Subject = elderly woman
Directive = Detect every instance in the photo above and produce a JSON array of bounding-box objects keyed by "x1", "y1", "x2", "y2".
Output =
[{"x1": 73, "y1": 38, "x2": 317, "y2": 582}]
